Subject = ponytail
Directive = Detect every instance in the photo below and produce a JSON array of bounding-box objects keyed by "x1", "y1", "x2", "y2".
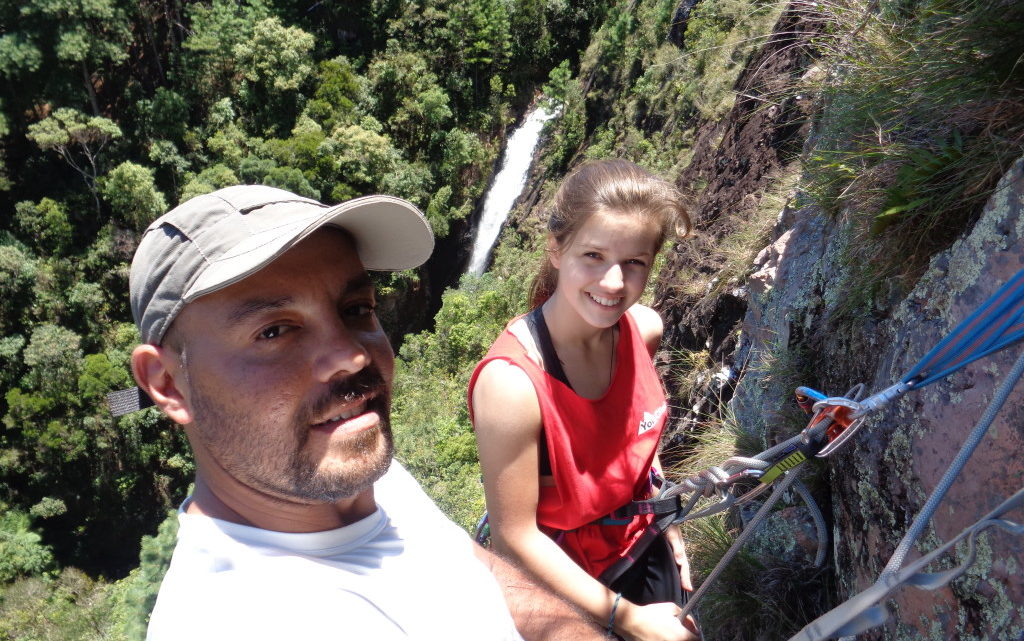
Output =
[{"x1": 529, "y1": 256, "x2": 558, "y2": 309}]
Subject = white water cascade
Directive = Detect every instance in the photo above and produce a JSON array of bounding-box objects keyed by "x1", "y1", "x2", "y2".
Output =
[{"x1": 466, "y1": 103, "x2": 559, "y2": 275}]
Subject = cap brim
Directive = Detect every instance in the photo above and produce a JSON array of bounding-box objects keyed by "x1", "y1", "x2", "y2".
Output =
[{"x1": 184, "y1": 195, "x2": 432, "y2": 302}]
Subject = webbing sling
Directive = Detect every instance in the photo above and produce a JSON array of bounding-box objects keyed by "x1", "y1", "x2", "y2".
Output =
[{"x1": 599, "y1": 473, "x2": 685, "y2": 587}]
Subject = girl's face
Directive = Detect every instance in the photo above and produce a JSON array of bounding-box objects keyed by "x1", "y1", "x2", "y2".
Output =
[{"x1": 550, "y1": 211, "x2": 661, "y2": 329}]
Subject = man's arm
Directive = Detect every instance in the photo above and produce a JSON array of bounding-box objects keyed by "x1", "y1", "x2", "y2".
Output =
[{"x1": 473, "y1": 543, "x2": 606, "y2": 641}]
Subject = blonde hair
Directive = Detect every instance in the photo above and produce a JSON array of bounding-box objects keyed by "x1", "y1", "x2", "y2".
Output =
[{"x1": 528, "y1": 159, "x2": 690, "y2": 308}]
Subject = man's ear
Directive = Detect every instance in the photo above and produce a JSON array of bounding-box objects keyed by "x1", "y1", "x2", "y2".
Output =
[
  {"x1": 131, "y1": 344, "x2": 193, "y2": 424},
  {"x1": 546, "y1": 235, "x2": 561, "y2": 270}
]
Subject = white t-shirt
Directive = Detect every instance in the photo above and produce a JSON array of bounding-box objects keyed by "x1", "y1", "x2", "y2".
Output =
[{"x1": 147, "y1": 461, "x2": 523, "y2": 640}]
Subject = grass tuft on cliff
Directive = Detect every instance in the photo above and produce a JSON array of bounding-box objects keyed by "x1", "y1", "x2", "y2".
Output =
[{"x1": 805, "y1": 0, "x2": 1024, "y2": 283}]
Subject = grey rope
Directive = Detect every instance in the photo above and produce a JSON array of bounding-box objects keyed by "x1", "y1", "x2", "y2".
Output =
[
  {"x1": 883, "y1": 347, "x2": 1024, "y2": 577},
  {"x1": 665, "y1": 418, "x2": 832, "y2": 623},
  {"x1": 679, "y1": 466, "x2": 804, "y2": 620},
  {"x1": 788, "y1": 348, "x2": 1024, "y2": 641},
  {"x1": 791, "y1": 476, "x2": 828, "y2": 567},
  {"x1": 789, "y1": 486, "x2": 1024, "y2": 641}
]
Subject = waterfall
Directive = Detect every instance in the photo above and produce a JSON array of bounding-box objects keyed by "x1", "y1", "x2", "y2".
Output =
[{"x1": 466, "y1": 103, "x2": 559, "y2": 276}]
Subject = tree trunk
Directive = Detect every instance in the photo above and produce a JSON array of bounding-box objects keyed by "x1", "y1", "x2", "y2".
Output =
[{"x1": 82, "y1": 61, "x2": 100, "y2": 116}]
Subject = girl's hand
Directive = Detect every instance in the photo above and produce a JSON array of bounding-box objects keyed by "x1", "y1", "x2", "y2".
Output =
[
  {"x1": 664, "y1": 525, "x2": 693, "y2": 591},
  {"x1": 616, "y1": 600, "x2": 698, "y2": 641}
]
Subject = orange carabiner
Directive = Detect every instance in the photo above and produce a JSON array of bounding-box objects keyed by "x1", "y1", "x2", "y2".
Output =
[{"x1": 805, "y1": 398, "x2": 865, "y2": 457}]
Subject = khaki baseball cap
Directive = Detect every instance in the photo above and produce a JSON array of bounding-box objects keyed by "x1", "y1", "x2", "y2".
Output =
[{"x1": 108, "y1": 184, "x2": 433, "y2": 416}]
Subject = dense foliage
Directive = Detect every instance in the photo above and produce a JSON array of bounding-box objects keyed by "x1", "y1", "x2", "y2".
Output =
[{"x1": 0, "y1": 0, "x2": 610, "y2": 636}]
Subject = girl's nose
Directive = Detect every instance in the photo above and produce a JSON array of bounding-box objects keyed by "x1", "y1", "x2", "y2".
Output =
[{"x1": 600, "y1": 264, "x2": 625, "y2": 291}]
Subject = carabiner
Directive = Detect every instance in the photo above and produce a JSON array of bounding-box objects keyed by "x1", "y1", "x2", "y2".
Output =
[
  {"x1": 795, "y1": 386, "x2": 827, "y2": 413},
  {"x1": 807, "y1": 397, "x2": 865, "y2": 457},
  {"x1": 716, "y1": 468, "x2": 764, "y2": 490}
]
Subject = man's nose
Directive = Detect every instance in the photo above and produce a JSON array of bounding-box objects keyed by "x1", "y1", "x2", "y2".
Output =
[
  {"x1": 314, "y1": 322, "x2": 371, "y2": 382},
  {"x1": 600, "y1": 264, "x2": 625, "y2": 291}
]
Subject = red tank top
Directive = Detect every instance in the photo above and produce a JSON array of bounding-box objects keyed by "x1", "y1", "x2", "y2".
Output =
[{"x1": 468, "y1": 310, "x2": 668, "y2": 578}]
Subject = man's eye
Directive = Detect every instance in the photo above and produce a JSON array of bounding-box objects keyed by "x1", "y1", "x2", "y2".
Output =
[
  {"x1": 258, "y1": 325, "x2": 290, "y2": 340},
  {"x1": 346, "y1": 304, "x2": 376, "y2": 317}
]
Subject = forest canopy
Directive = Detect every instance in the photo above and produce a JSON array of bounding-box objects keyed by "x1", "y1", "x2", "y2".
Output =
[{"x1": 0, "y1": 0, "x2": 611, "y2": 584}]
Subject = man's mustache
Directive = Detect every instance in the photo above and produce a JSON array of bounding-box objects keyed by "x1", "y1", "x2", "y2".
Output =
[{"x1": 310, "y1": 368, "x2": 389, "y2": 416}]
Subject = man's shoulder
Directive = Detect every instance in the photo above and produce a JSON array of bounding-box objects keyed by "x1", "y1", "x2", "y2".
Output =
[{"x1": 374, "y1": 460, "x2": 472, "y2": 543}]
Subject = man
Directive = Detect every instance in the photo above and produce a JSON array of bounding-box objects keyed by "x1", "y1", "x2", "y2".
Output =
[{"x1": 109, "y1": 185, "x2": 603, "y2": 640}]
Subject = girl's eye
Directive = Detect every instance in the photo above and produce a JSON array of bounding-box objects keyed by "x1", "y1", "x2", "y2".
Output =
[
  {"x1": 627, "y1": 258, "x2": 648, "y2": 267},
  {"x1": 584, "y1": 251, "x2": 601, "y2": 260}
]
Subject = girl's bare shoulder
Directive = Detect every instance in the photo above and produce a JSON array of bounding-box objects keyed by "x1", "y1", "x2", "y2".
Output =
[{"x1": 627, "y1": 303, "x2": 664, "y2": 356}]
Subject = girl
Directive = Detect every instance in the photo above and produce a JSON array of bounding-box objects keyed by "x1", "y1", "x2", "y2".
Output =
[{"x1": 469, "y1": 159, "x2": 698, "y2": 641}]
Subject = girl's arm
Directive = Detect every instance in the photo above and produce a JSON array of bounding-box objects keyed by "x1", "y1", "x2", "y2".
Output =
[
  {"x1": 652, "y1": 450, "x2": 694, "y2": 593},
  {"x1": 472, "y1": 359, "x2": 694, "y2": 641}
]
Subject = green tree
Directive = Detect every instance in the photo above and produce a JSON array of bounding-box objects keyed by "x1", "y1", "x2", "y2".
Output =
[
  {"x1": 238, "y1": 156, "x2": 277, "y2": 184},
  {"x1": 232, "y1": 17, "x2": 315, "y2": 135},
  {"x1": 117, "y1": 510, "x2": 179, "y2": 640},
  {"x1": 177, "y1": 0, "x2": 271, "y2": 108},
  {"x1": 179, "y1": 164, "x2": 240, "y2": 202},
  {"x1": 0, "y1": 334, "x2": 26, "y2": 391},
  {"x1": 392, "y1": 243, "x2": 537, "y2": 530},
  {"x1": 26, "y1": 108, "x2": 122, "y2": 214},
  {"x1": 450, "y1": 0, "x2": 512, "y2": 111},
  {"x1": 148, "y1": 139, "x2": 189, "y2": 194},
  {"x1": 0, "y1": 244, "x2": 36, "y2": 335},
  {"x1": 329, "y1": 121, "x2": 402, "y2": 200},
  {"x1": 21, "y1": 323, "x2": 83, "y2": 400},
  {"x1": 234, "y1": 17, "x2": 314, "y2": 93},
  {"x1": 0, "y1": 568, "x2": 117, "y2": 640},
  {"x1": 0, "y1": 508, "x2": 54, "y2": 582},
  {"x1": 264, "y1": 166, "x2": 318, "y2": 199},
  {"x1": 439, "y1": 128, "x2": 487, "y2": 192},
  {"x1": 0, "y1": 30, "x2": 43, "y2": 79},
  {"x1": 306, "y1": 57, "x2": 362, "y2": 131},
  {"x1": 542, "y1": 59, "x2": 574, "y2": 107},
  {"x1": 99, "y1": 161, "x2": 168, "y2": 232},
  {"x1": 147, "y1": 87, "x2": 189, "y2": 142},
  {"x1": 1, "y1": 0, "x2": 131, "y2": 113},
  {"x1": 14, "y1": 198, "x2": 74, "y2": 257},
  {"x1": 368, "y1": 44, "x2": 452, "y2": 149}
]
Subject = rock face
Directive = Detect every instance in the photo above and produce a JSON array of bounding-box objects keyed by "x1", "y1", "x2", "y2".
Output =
[
  {"x1": 729, "y1": 158, "x2": 1024, "y2": 639},
  {"x1": 656, "y1": 1, "x2": 823, "y2": 362}
]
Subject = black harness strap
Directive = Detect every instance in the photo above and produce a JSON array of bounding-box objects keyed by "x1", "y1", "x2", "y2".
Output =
[
  {"x1": 524, "y1": 306, "x2": 571, "y2": 476},
  {"x1": 525, "y1": 306, "x2": 574, "y2": 390},
  {"x1": 611, "y1": 494, "x2": 683, "y2": 519}
]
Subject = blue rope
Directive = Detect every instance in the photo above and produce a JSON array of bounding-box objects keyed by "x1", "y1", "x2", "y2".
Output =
[{"x1": 902, "y1": 268, "x2": 1024, "y2": 389}]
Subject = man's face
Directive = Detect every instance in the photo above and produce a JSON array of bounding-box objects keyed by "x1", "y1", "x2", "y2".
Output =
[{"x1": 169, "y1": 228, "x2": 395, "y2": 503}]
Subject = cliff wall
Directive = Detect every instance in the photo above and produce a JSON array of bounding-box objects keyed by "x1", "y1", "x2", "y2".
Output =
[{"x1": 731, "y1": 156, "x2": 1024, "y2": 639}]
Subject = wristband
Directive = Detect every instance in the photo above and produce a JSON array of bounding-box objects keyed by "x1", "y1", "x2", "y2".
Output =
[{"x1": 606, "y1": 592, "x2": 622, "y2": 637}]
